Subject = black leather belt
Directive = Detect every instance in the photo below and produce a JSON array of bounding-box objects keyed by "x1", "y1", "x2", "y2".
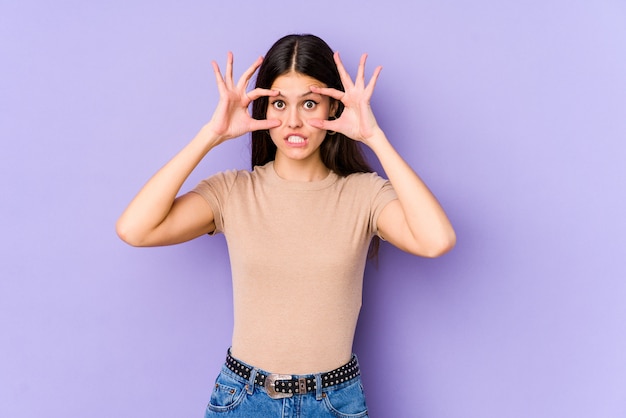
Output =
[{"x1": 225, "y1": 352, "x2": 360, "y2": 399}]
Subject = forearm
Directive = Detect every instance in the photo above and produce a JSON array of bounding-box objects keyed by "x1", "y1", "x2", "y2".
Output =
[
  {"x1": 366, "y1": 129, "x2": 456, "y2": 254},
  {"x1": 115, "y1": 124, "x2": 219, "y2": 244}
]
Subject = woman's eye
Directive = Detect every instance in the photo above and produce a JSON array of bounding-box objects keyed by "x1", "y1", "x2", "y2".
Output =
[
  {"x1": 272, "y1": 100, "x2": 285, "y2": 110},
  {"x1": 303, "y1": 100, "x2": 317, "y2": 110}
]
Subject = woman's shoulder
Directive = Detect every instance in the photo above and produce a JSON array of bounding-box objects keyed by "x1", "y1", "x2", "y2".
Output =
[
  {"x1": 205, "y1": 162, "x2": 275, "y2": 189},
  {"x1": 201, "y1": 164, "x2": 267, "y2": 183},
  {"x1": 337, "y1": 171, "x2": 395, "y2": 200},
  {"x1": 194, "y1": 166, "x2": 256, "y2": 196},
  {"x1": 340, "y1": 170, "x2": 388, "y2": 187}
]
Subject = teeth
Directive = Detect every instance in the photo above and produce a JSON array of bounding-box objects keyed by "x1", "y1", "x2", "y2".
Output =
[{"x1": 287, "y1": 135, "x2": 305, "y2": 144}]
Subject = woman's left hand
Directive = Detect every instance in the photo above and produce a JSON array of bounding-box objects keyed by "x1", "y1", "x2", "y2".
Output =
[{"x1": 309, "y1": 52, "x2": 382, "y2": 144}]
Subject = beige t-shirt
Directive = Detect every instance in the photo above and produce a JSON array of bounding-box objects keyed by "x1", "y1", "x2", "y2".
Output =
[{"x1": 192, "y1": 161, "x2": 397, "y2": 374}]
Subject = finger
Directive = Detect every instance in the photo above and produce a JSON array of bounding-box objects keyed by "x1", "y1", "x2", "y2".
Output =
[
  {"x1": 211, "y1": 61, "x2": 227, "y2": 92},
  {"x1": 246, "y1": 87, "x2": 279, "y2": 102},
  {"x1": 237, "y1": 56, "x2": 264, "y2": 92},
  {"x1": 309, "y1": 85, "x2": 344, "y2": 101},
  {"x1": 365, "y1": 65, "x2": 383, "y2": 95},
  {"x1": 356, "y1": 54, "x2": 368, "y2": 88},
  {"x1": 225, "y1": 51, "x2": 234, "y2": 88},
  {"x1": 308, "y1": 118, "x2": 340, "y2": 132},
  {"x1": 333, "y1": 52, "x2": 354, "y2": 89},
  {"x1": 250, "y1": 118, "x2": 281, "y2": 132}
]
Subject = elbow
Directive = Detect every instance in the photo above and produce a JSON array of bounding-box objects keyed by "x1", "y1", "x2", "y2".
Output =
[
  {"x1": 115, "y1": 219, "x2": 145, "y2": 247},
  {"x1": 418, "y1": 230, "x2": 457, "y2": 258},
  {"x1": 425, "y1": 237, "x2": 456, "y2": 258}
]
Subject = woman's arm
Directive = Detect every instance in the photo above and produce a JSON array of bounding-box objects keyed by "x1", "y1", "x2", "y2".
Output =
[
  {"x1": 310, "y1": 53, "x2": 455, "y2": 257},
  {"x1": 115, "y1": 126, "x2": 220, "y2": 247},
  {"x1": 116, "y1": 53, "x2": 279, "y2": 247},
  {"x1": 366, "y1": 129, "x2": 456, "y2": 257}
]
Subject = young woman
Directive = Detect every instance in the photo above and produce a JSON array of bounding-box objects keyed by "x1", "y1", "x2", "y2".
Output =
[{"x1": 117, "y1": 34, "x2": 455, "y2": 417}]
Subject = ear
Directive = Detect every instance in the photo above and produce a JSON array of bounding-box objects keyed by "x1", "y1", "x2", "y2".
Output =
[{"x1": 329, "y1": 99, "x2": 339, "y2": 118}]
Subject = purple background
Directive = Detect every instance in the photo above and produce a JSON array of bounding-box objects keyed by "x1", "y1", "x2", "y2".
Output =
[{"x1": 2, "y1": 1, "x2": 625, "y2": 417}]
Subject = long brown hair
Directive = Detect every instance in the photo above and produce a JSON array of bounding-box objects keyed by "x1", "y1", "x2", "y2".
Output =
[
  {"x1": 250, "y1": 34, "x2": 380, "y2": 257},
  {"x1": 251, "y1": 34, "x2": 372, "y2": 176}
]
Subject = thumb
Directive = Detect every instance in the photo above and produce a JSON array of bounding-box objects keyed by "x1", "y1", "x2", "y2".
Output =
[
  {"x1": 308, "y1": 118, "x2": 338, "y2": 132},
  {"x1": 250, "y1": 118, "x2": 280, "y2": 132}
]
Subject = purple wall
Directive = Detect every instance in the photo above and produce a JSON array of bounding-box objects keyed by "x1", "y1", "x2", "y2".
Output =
[{"x1": 2, "y1": 1, "x2": 625, "y2": 417}]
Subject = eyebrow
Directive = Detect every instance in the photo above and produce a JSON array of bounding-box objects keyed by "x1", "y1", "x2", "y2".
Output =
[{"x1": 274, "y1": 90, "x2": 321, "y2": 99}]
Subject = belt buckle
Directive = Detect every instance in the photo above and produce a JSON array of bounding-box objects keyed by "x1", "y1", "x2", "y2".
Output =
[{"x1": 264, "y1": 373, "x2": 293, "y2": 399}]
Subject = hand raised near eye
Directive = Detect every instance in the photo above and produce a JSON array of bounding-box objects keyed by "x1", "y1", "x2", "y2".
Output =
[
  {"x1": 206, "y1": 52, "x2": 280, "y2": 145},
  {"x1": 308, "y1": 52, "x2": 382, "y2": 144}
]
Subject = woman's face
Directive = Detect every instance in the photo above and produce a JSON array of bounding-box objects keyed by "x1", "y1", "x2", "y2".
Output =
[{"x1": 266, "y1": 71, "x2": 335, "y2": 164}]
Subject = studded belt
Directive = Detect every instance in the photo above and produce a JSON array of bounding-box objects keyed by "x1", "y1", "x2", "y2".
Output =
[{"x1": 225, "y1": 352, "x2": 360, "y2": 399}]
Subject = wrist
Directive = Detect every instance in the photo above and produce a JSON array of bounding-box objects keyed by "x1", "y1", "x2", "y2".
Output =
[
  {"x1": 361, "y1": 127, "x2": 388, "y2": 150},
  {"x1": 198, "y1": 123, "x2": 227, "y2": 149}
]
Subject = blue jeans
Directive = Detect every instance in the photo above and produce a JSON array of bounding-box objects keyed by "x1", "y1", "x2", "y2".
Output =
[{"x1": 204, "y1": 356, "x2": 369, "y2": 417}]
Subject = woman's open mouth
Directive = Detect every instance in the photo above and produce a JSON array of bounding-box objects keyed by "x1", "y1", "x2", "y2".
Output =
[{"x1": 286, "y1": 135, "x2": 307, "y2": 146}]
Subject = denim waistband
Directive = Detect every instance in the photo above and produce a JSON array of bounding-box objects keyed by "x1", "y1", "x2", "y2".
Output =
[{"x1": 223, "y1": 349, "x2": 361, "y2": 399}]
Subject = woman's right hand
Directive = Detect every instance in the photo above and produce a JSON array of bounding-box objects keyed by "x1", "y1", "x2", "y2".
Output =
[
  {"x1": 205, "y1": 52, "x2": 280, "y2": 145},
  {"x1": 117, "y1": 53, "x2": 279, "y2": 247}
]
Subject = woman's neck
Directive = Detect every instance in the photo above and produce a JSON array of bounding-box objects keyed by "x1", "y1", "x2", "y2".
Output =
[{"x1": 272, "y1": 155, "x2": 330, "y2": 182}]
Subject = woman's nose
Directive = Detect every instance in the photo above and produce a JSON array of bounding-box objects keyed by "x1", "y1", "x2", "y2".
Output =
[{"x1": 286, "y1": 108, "x2": 303, "y2": 128}]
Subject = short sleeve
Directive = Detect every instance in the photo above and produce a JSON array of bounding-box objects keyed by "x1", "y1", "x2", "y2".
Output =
[
  {"x1": 368, "y1": 174, "x2": 398, "y2": 238},
  {"x1": 190, "y1": 170, "x2": 239, "y2": 235}
]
